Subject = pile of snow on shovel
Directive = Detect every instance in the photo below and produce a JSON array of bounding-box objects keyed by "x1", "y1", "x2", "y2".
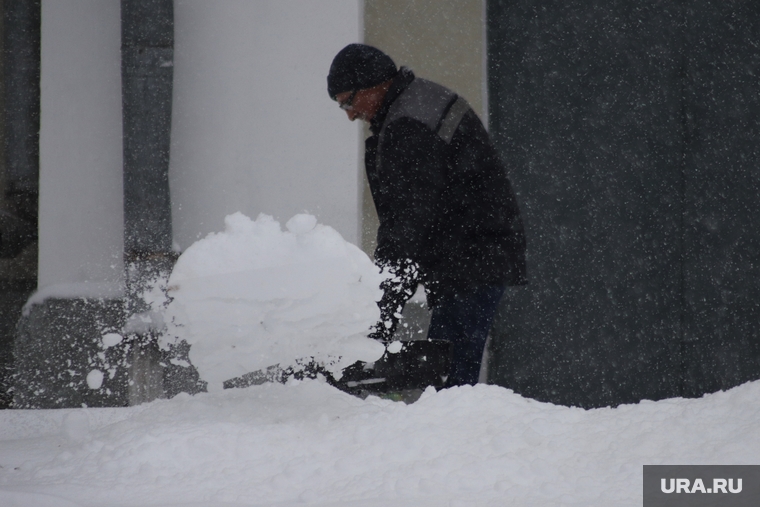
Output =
[{"x1": 160, "y1": 212, "x2": 386, "y2": 391}]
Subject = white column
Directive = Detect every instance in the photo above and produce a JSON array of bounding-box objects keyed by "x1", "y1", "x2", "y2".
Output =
[{"x1": 38, "y1": 0, "x2": 124, "y2": 294}]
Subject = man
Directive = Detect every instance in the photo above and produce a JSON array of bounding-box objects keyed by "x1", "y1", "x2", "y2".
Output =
[{"x1": 327, "y1": 44, "x2": 526, "y2": 387}]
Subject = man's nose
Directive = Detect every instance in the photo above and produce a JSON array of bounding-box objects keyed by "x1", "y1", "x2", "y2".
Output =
[{"x1": 345, "y1": 109, "x2": 356, "y2": 121}]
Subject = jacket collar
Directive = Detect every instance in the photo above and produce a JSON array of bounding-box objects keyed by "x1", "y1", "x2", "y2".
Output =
[{"x1": 370, "y1": 66, "x2": 415, "y2": 135}]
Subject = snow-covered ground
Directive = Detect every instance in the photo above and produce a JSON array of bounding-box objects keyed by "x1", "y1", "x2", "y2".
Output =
[
  {"x1": 1, "y1": 380, "x2": 759, "y2": 507},
  {"x1": 2, "y1": 213, "x2": 758, "y2": 506}
]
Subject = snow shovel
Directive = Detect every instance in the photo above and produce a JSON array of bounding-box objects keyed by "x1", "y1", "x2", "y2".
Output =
[{"x1": 222, "y1": 339, "x2": 451, "y2": 396}]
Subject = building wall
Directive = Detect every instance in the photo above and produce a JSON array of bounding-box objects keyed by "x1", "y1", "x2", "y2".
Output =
[
  {"x1": 37, "y1": 0, "x2": 363, "y2": 294},
  {"x1": 487, "y1": 0, "x2": 760, "y2": 407},
  {"x1": 36, "y1": 0, "x2": 486, "y2": 289},
  {"x1": 169, "y1": 0, "x2": 362, "y2": 252},
  {"x1": 22, "y1": 0, "x2": 364, "y2": 408},
  {"x1": 38, "y1": 0, "x2": 124, "y2": 291}
]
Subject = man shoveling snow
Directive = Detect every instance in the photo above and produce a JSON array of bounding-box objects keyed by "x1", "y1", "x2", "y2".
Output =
[
  {"x1": 162, "y1": 44, "x2": 529, "y2": 396},
  {"x1": 327, "y1": 44, "x2": 527, "y2": 386}
]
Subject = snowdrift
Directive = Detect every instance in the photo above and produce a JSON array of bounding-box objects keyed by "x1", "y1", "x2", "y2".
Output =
[{"x1": 1, "y1": 380, "x2": 759, "y2": 506}]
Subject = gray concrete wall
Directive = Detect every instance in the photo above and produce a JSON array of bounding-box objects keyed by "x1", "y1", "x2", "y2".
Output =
[
  {"x1": 0, "y1": 0, "x2": 39, "y2": 408},
  {"x1": 486, "y1": 0, "x2": 760, "y2": 408},
  {"x1": 14, "y1": 298, "x2": 129, "y2": 408}
]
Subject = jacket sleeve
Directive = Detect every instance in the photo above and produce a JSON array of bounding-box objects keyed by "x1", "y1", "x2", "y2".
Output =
[{"x1": 373, "y1": 117, "x2": 449, "y2": 269}]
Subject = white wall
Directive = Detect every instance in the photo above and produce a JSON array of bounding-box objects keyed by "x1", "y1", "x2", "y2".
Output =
[
  {"x1": 37, "y1": 0, "x2": 363, "y2": 293},
  {"x1": 170, "y1": 0, "x2": 363, "y2": 250},
  {"x1": 38, "y1": 0, "x2": 124, "y2": 290}
]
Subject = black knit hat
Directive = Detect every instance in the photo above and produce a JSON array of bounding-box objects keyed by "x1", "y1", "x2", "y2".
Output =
[{"x1": 327, "y1": 44, "x2": 397, "y2": 100}]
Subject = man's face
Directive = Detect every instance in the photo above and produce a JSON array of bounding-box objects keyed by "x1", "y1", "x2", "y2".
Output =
[{"x1": 335, "y1": 87, "x2": 384, "y2": 123}]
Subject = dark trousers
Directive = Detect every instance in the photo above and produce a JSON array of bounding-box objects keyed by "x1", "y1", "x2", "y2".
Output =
[{"x1": 427, "y1": 285, "x2": 506, "y2": 387}]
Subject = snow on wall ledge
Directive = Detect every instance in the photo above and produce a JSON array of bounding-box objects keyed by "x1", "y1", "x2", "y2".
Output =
[
  {"x1": 162, "y1": 212, "x2": 386, "y2": 390},
  {"x1": 22, "y1": 282, "x2": 125, "y2": 316}
]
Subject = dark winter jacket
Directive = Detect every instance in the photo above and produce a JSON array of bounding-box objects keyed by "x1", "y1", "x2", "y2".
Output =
[{"x1": 366, "y1": 67, "x2": 527, "y2": 306}]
